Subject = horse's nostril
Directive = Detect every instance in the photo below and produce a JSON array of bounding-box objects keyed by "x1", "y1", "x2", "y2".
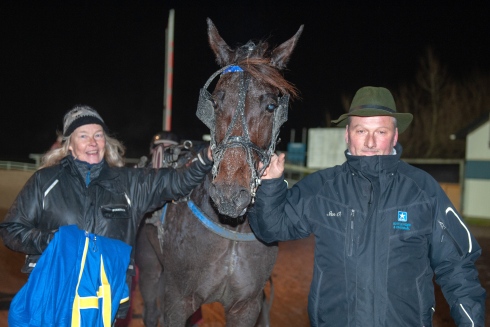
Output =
[
  {"x1": 233, "y1": 189, "x2": 251, "y2": 208},
  {"x1": 208, "y1": 184, "x2": 218, "y2": 199}
]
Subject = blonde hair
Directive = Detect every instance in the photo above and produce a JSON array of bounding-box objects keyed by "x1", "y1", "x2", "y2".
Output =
[{"x1": 39, "y1": 132, "x2": 126, "y2": 169}]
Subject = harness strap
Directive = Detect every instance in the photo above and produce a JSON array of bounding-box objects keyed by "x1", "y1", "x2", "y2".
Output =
[
  {"x1": 157, "y1": 201, "x2": 257, "y2": 242},
  {"x1": 187, "y1": 200, "x2": 257, "y2": 242}
]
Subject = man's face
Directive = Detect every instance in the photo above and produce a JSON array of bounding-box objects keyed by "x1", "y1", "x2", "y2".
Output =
[{"x1": 345, "y1": 116, "x2": 398, "y2": 156}]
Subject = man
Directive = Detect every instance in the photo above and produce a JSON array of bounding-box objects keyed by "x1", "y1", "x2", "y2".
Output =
[{"x1": 248, "y1": 86, "x2": 486, "y2": 326}]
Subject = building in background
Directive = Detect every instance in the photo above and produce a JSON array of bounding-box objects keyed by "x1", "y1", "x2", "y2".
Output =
[{"x1": 451, "y1": 111, "x2": 490, "y2": 219}]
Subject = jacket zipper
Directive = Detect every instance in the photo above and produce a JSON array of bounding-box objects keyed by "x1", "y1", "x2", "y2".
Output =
[
  {"x1": 438, "y1": 220, "x2": 464, "y2": 257},
  {"x1": 347, "y1": 209, "x2": 355, "y2": 257}
]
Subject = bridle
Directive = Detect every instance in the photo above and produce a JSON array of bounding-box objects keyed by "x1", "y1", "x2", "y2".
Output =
[{"x1": 196, "y1": 64, "x2": 289, "y2": 200}]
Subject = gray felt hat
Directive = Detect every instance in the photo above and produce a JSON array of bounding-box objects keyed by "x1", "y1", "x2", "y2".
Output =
[{"x1": 332, "y1": 86, "x2": 413, "y2": 133}]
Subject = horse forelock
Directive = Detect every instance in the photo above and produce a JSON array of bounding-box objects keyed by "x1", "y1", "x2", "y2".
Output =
[
  {"x1": 231, "y1": 43, "x2": 299, "y2": 99},
  {"x1": 237, "y1": 57, "x2": 299, "y2": 99}
]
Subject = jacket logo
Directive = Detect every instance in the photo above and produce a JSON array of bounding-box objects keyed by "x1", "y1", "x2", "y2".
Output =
[
  {"x1": 393, "y1": 211, "x2": 411, "y2": 230},
  {"x1": 326, "y1": 211, "x2": 341, "y2": 217}
]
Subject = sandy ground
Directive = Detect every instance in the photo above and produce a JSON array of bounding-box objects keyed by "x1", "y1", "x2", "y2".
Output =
[{"x1": 0, "y1": 206, "x2": 489, "y2": 326}]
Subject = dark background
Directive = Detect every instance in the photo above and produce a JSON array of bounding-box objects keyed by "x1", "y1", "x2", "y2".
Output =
[{"x1": 1, "y1": 1, "x2": 489, "y2": 161}]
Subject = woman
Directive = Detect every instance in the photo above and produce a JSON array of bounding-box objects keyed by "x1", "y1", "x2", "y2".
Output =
[{"x1": 0, "y1": 105, "x2": 213, "y2": 326}]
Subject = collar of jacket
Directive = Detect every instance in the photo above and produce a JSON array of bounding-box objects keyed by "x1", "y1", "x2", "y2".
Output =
[
  {"x1": 345, "y1": 143, "x2": 402, "y2": 177},
  {"x1": 61, "y1": 155, "x2": 119, "y2": 183}
]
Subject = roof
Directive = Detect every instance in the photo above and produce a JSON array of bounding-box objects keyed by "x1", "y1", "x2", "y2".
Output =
[{"x1": 450, "y1": 111, "x2": 490, "y2": 140}]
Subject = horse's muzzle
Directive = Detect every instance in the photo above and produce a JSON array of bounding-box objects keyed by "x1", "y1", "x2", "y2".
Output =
[{"x1": 208, "y1": 183, "x2": 251, "y2": 218}]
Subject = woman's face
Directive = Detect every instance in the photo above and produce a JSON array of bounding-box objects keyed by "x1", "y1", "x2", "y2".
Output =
[{"x1": 69, "y1": 124, "x2": 106, "y2": 164}]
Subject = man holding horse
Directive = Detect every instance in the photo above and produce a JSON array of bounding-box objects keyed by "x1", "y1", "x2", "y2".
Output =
[
  {"x1": 0, "y1": 105, "x2": 213, "y2": 326},
  {"x1": 248, "y1": 86, "x2": 486, "y2": 326}
]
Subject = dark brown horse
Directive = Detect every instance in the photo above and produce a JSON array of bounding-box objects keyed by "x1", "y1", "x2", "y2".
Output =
[{"x1": 135, "y1": 18, "x2": 303, "y2": 327}]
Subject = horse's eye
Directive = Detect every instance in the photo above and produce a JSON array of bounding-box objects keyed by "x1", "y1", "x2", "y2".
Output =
[
  {"x1": 266, "y1": 103, "x2": 277, "y2": 113},
  {"x1": 211, "y1": 98, "x2": 218, "y2": 109},
  {"x1": 211, "y1": 91, "x2": 225, "y2": 110}
]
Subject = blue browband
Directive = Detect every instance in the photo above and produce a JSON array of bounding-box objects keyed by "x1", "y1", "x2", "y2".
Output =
[{"x1": 222, "y1": 65, "x2": 244, "y2": 74}]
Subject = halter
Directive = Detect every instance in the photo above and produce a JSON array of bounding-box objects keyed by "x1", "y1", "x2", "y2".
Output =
[{"x1": 196, "y1": 64, "x2": 289, "y2": 199}]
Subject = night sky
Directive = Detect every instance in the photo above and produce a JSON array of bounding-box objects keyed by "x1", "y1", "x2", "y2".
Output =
[{"x1": 1, "y1": 1, "x2": 489, "y2": 161}]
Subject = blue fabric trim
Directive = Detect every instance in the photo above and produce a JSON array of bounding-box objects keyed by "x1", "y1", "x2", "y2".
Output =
[
  {"x1": 222, "y1": 65, "x2": 243, "y2": 74},
  {"x1": 85, "y1": 170, "x2": 91, "y2": 186},
  {"x1": 187, "y1": 200, "x2": 257, "y2": 241}
]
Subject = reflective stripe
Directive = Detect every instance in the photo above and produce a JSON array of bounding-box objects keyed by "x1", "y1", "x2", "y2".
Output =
[
  {"x1": 124, "y1": 193, "x2": 131, "y2": 206},
  {"x1": 43, "y1": 179, "x2": 59, "y2": 209},
  {"x1": 459, "y1": 303, "x2": 474, "y2": 327},
  {"x1": 445, "y1": 207, "x2": 472, "y2": 253}
]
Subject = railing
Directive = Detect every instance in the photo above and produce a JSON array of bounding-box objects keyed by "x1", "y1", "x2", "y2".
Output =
[
  {"x1": 0, "y1": 161, "x2": 37, "y2": 171},
  {"x1": 0, "y1": 154, "x2": 143, "y2": 172}
]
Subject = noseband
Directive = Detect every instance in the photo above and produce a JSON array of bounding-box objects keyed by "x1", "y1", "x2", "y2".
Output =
[{"x1": 196, "y1": 64, "x2": 289, "y2": 200}]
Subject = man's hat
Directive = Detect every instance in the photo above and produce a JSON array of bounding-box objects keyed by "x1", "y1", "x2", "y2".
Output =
[
  {"x1": 331, "y1": 86, "x2": 413, "y2": 133},
  {"x1": 63, "y1": 105, "x2": 109, "y2": 136}
]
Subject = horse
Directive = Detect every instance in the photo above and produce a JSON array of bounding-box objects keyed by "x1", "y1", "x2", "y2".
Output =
[{"x1": 135, "y1": 18, "x2": 303, "y2": 327}]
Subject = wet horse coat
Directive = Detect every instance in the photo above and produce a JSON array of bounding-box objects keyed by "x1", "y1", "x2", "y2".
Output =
[{"x1": 135, "y1": 18, "x2": 303, "y2": 327}]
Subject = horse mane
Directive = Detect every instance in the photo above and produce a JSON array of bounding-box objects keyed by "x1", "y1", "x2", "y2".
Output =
[{"x1": 234, "y1": 41, "x2": 300, "y2": 99}]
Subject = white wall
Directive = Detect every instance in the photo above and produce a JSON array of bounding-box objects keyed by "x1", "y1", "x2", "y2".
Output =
[
  {"x1": 466, "y1": 121, "x2": 490, "y2": 160},
  {"x1": 464, "y1": 120, "x2": 490, "y2": 219},
  {"x1": 307, "y1": 128, "x2": 346, "y2": 169},
  {"x1": 463, "y1": 179, "x2": 490, "y2": 219}
]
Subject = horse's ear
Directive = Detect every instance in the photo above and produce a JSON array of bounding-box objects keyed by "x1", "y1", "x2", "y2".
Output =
[
  {"x1": 207, "y1": 18, "x2": 234, "y2": 67},
  {"x1": 270, "y1": 25, "x2": 304, "y2": 69}
]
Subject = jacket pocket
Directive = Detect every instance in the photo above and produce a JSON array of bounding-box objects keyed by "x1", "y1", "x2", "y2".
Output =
[
  {"x1": 100, "y1": 204, "x2": 130, "y2": 219},
  {"x1": 346, "y1": 209, "x2": 355, "y2": 257}
]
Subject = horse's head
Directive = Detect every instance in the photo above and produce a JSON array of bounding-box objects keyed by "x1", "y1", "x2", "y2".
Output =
[{"x1": 197, "y1": 18, "x2": 303, "y2": 218}]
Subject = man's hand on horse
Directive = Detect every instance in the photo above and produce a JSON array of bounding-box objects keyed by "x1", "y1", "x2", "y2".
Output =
[{"x1": 260, "y1": 153, "x2": 285, "y2": 180}]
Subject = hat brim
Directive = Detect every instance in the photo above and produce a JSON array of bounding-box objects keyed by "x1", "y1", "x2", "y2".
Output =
[{"x1": 332, "y1": 109, "x2": 413, "y2": 133}]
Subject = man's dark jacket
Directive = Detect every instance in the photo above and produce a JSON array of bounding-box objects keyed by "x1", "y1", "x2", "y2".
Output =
[{"x1": 248, "y1": 144, "x2": 486, "y2": 326}]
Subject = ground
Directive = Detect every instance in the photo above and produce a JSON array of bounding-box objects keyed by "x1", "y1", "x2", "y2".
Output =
[{"x1": 0, "y1": 208, "x2": 489, "y2": 326}]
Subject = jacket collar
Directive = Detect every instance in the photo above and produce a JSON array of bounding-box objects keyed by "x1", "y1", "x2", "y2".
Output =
[
  {"x1": 345, "y1": 143, "x2": 402, "y2": 177},
  {"x1": 61, "y1": 155, "x2": 119, "y2": 182}
]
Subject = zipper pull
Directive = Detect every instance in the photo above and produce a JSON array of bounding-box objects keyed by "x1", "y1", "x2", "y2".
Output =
[
  {"x1": 350, "y1": 209, "x2": 355, "y2": 229},
  {"x1": 92, "y1": 235, "x2": 98, "y2": 252}
]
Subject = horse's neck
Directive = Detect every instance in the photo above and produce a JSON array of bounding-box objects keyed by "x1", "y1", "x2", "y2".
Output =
[
  {"x1": 189, "y1": 174, "x2": 248, "y2": 227},
  {"x1": 189, "y1": 173, "x2": 217, "y2": 217}
]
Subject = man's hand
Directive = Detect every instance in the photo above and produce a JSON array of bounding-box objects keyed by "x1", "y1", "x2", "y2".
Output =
[{"x1": 260, "y1": 153, "x2": 285, "y2": 179}]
